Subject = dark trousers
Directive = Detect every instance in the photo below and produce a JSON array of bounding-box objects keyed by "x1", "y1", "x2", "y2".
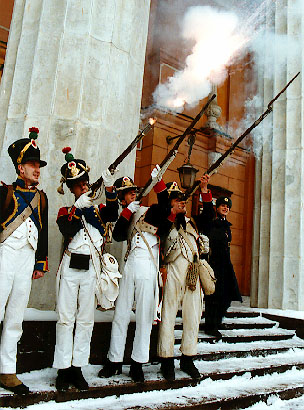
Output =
[{"x1": 204, "y1": 296, "x2": 230, "y2": 329}]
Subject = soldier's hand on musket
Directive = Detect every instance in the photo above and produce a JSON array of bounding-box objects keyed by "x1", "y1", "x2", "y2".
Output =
[
  {"x1": 127, "y1": 200, "x2": 140, "y2": 214},
  {"x1": 32, "y1": 270, "x2": 44, "y2": 280},
  {"x1": 74, "y1": 192, "x2": 93, "y2": 209},
  {"x1": 200, "y1": 174, "x2": 210, "y2": 193},
  {"x1": 151, "y1": 164, "x2": 162, "y2": 182},
  {"x1": 101, "y1": 168, "x2": 118, "y2": 192}
]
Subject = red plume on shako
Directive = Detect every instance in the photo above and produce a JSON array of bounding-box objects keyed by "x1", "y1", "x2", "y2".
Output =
[
  {"x1": 57, "y1": 147, "x2": 90, "y2": 195},
  {"x1": 29, "y1": 127, "x2": 39, "y2": 149}
]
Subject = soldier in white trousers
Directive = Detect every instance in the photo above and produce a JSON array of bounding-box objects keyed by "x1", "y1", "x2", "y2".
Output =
[
  {"x1": 99, "y1": 167, "x2": 176, "y2": 382},
  {"x1": 158, "y1": 176, "x2": 212, "y2": 381},
  {"x1": 0, "y1": 128, "x2": 48, "y2": 395},
  {"x1": 53, "y1": 147, "x2": 118, "y2": 391}
]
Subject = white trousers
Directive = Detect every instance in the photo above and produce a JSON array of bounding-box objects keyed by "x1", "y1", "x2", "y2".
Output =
[
  {"x1": 53, "y1": 254, "x2": 96, "y2": 369},
  {"x1": 0, "y1": 243, "x2": 35, "y2": 373},
  {"x1": 108, "y1": 246, "x2": 158, "y2": 364},
  {"x1": 157, "y1": 254, "x2": 202, "y2": 358}
]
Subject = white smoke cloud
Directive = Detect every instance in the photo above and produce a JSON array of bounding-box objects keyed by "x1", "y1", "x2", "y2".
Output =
[
  {"x1": 238, "y1": 0, "x2": 303, "y2": 158},
  {"x1": 151, "y1": 0, "x2": 303, "y2": 157},
  {"x1": 153, "y1": 6, "x2": 248, "y2": 112}
]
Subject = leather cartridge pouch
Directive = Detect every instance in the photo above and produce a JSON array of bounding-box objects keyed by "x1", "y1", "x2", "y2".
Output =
[{"x1": 69, "y1": 253, "x2": 90, "y2": 270}]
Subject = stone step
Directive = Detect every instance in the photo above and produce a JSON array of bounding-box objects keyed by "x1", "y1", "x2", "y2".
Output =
[
  {"x1": 6, "y1": 308, "x2": 303, "y2": 409},
  {"x1": 224, "y1": 310, "x2": 261, "y2": 318},
  {"x1": 195, "y1": 345, "x2": 304, "y2": 361},
  {"x1": 2, "y1": 357, "x2": 304, "y2": 408},
  {"x1": 152, "y1": 386, "x2": 304, "y2": 410},
  {"x1": 192, "y1": 336, "x2": 304, "y2": 361},
  {"x1": 176, "y1": 321, "x2": 276, "y2": 331},
  {"x1": 177, "y1": 310, "x2": 261, "y2": 319},
  {"x1": 174, "y1": 327, "x2": 296, "y2": 344}
]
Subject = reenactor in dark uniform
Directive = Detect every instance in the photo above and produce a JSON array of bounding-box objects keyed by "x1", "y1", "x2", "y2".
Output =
[
  {"x1": 53, "y1": 148, "x2": 118, "y2": 391},
  {"x1": 99, "y1": 166, "x2": 176, "y2": 383},
  {"x1": 0, "y1": 127, "x2": 48, "y2": 395},
  {"x1": 200, "y1": 187, "x2": 242, "y2": 337}
]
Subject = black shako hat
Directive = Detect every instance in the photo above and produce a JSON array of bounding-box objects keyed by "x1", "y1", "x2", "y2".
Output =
[
  {"x1": 57, "y1": 147, "x2": 90, "y2": 194},
  {"x1": 8, "y1": 127, "x2": 47, "y2": 171},
  {"x1": 114, "y1": 176, "x2": 137, "y2": 200},
  {"x1": 216, "y1": 196, "x2": 232, "y2": 209},
  {"x1": 166, "y1": 181, "x2": 184, "y2": 200}
]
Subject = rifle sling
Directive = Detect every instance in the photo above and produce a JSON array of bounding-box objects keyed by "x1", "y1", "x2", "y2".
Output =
[{"x1": 0, "y1": 192, "x2": 39, "y2": 243}]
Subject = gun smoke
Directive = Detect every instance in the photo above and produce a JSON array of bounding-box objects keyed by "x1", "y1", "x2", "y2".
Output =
[
  {"x1": 153, "y1": 5, "x2": 248, "y2": 112},
  {"x1": 152, "y1": 0, "x2": 303, "y2": 157}
]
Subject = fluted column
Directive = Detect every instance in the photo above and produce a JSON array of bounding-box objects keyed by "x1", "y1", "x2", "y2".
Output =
[
  {"x1": 282, "y1": 0, "x2": 302, "y2": 309},
  {"x1": 251, "y1": 0, "x2": 303, "y2": 309},
  {"x1": 267, "y1": 0, "x2": 288, "y2": 308},
  {"x1": 251, "y1": 0, "x2": 274, "y2": 308},
  {"x1": 0, "y1": 0, "x2": 151, "y2": 309}
]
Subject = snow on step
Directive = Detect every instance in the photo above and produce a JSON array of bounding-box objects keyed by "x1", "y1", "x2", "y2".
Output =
[
  {"x1": 173, "y1": 335, "x2": 304, "y2": 356},
  {"x1": 246, "y1": 394, "x2": 304, "y2": 409},
  {"x1": 3, "y1": 348, "x2": 303, "y2": 397},
  {"x1": 175, "y1": 316, "x2": 277, "y2": 326},
  {"x1": 174, "y1": 326, "x2": 295, "y2": 341},
  {"x1": 195, "y1": 348, "x2": 304, "y2": 375},
  {"x1": 8, "y1": 368, "x2": 304, "y2": 409},
  {"x1": 218, "y1": 327, "x2": 295, "y2": 338},
  {"x1": 222, "y1": 316, "x2": 276, "y2": 325}
]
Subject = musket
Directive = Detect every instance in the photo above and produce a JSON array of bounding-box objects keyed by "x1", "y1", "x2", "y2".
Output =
[
  {"x1": 137, "y1": 93, "x2": 216, "y2": 201},
  {"x1": 89, "y1": 118, "x2": 156, "y2": 196},
  {"x1": 184, "y1": 71, "x2": 301, "y2": 200}
]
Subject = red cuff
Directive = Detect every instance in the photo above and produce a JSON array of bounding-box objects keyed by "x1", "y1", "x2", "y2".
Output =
[
  {"x1": 202, "y1": 189, "x2": 212, "y2": 202},
  {"x1": 168, "y1": 212, "x2": 176, "y2": 222},
  {"x1": 154, "y1": 179, "x2": 166, "y2": 193},
  {"x1": 121, "y1": 207, "x2": 133, "y2": 221}
]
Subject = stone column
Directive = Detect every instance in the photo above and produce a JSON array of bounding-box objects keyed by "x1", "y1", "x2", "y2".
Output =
[
  {"x1": 0, "y1": 0, "x2": 151, "y2": 309},
  {"x1": 251, "y1": 0, "x2": 303, "y2": 309}
]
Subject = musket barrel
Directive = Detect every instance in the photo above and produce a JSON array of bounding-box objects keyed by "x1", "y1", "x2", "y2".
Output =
[
  {"x1": 137, "y1": 94, "x2": 216, "y2": 200},
  {"x1": 109, "y1": 122, "x2": 154, "y2": 172},
  {"x1": 89, "y1": 119, "x2": 156, "y2": 196},
  {"x1": 184, "y1": 72, "x2": 301, "y2": 200}
]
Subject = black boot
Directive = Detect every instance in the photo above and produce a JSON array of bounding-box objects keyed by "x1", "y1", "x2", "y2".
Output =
[
  {"x1": 160, "y1": 357, "x2": 175, "y2": 381},
  {"x1": 98, "y1": 359, "x2": 122, "y2": 378},
  {"x1": 0, "y1": 374, "x2": 30, "y2": 395},
  {"x1": 6, "y1": 383, "x2": 30, "y2": 395},
  {"x1": 204, "y1": 325, "x2": 222, "y2": 338},
  {"x1": 129, "y1": 359, "x2": 144, "y2": 383},
  {"x1": 55, "y1": 368, "x2": 72, "y2": 391},
  {"x1": 70, "y1": 366, "x2": 89, "y2": 390},
  {"x1": 180, "y1": 355, "x2": 200, "y2": 380}
]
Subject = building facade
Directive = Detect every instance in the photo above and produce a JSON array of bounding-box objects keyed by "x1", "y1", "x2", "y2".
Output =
[{"x1": 0, "y1": 0, "x2": 302, "y2": 310}]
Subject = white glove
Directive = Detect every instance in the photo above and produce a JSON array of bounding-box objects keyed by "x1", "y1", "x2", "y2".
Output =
[
  {"x1": 74, "y1": 192, "x2": 93, "y2": 209},
  {"x1": 101, "y1": 168, "x2": 117, "y2": 188},
  {"x1": 127, "y1": 200, "x2": 140, "y2": 213},
  {"x1": 151, "y1": 164, "x2": 162, "y2": 181}
]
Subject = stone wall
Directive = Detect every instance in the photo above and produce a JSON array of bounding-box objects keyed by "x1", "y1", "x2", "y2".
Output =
[{"x1": 0, "y1": 0, "x2": 151, "y2": 309}]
